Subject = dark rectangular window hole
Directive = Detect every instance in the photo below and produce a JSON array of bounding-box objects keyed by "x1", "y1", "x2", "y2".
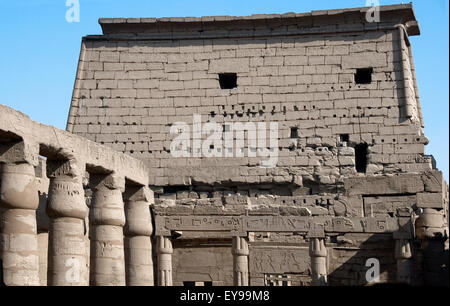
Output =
[
  {"x1": 355, "y1": 143, "x2": 368, "y2": 173},
  {"x1": 340, "y1": 134, "x2": 349, "y2": 142},
  {"x1": 219, "y1": 73, "x2": 237, "y2": 89},
  {"x1": 183, "y1": 281, "x2": 195, "y2": 287},
  {"x1": 355, "y1": 68, "x2": 373, "y2": 84},
  {"x1": 290, "y1": 127, "x2": 298, "y2": 138}
]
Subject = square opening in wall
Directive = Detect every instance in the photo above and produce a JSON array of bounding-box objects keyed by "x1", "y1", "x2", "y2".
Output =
[
  {"x1": 219, "y1": 73, "x2": 237, "y2": 89},
  {"x1": 340, "y1": 134, "x2": 349, "y2": 142},
  {"x1": 355, "y1": 143, "x2": 368, "y2": 173},
  {"x1": 355, "y1": 68, "x2": 373, "y2": 84},
  {"x1": 290, "y1": 127, "x2": 298, "y2": 139}
]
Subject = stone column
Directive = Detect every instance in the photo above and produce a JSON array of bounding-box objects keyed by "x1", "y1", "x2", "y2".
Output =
[
  {"x1": 232, "y1": 236, "x2": 249, "y2": 286},
  {"x1": 46, "y1": 160, "x2": 89, "y2": 286},
  {"x1": 0, "y1": 162, "x2": 40, "y2": 286},
  {"x1": 415, "y1": 208, "x2": 447, "y2": 286},
  {"x1": 394, "y1": 238, "x2": 413, "y2": 284},
  {"x1": 309, "y1": 238, "x2": 328, "y2": 286},
  {"x1": 124, "y1": 186, "x2": 154, "y2": 286},
  {"x1": 157, "y1": 236, "x2": 173, "y2": 286},
  {"x1": 89, "y1": 174, "x2": 126, "y2": 286}
]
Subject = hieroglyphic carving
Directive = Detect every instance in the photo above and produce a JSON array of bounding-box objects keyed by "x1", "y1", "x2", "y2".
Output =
[
  {"x1": 249, "y1": 247, "x2": 310, "y2": 275},
  {"x1": 155, "y1": 215, "x2": 243, "y2": 235},
  {"x1": 154, "y1": 214, "x2": 401, "y2": 235},
  {"x1": 328, "y1": 217, "x2": 354, "y2": 232},
  {"x1": 244, "y1": 216, "x2": 309, "y2": 232}
]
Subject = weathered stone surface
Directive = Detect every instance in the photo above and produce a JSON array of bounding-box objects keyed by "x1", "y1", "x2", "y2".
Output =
[
  {"x1": 344, "y1": 174, "x2": 425, "y2": 196},
  {"x1": 66, "y1": 4, "x2": 430, "y2": 187},
  {"x1": 0, "y1": 3, "x2": 448, "y2": 287},
  {"x1": 416, "y1": 192, "x2": 444, "y2": 209}
]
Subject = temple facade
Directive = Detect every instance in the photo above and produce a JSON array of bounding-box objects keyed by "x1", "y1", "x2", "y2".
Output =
[{"x1": 0, "y1": 3, "x2": 448, "y2": 286}]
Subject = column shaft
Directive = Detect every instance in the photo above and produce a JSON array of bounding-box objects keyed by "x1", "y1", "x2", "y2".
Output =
[
  {"x1": 309, "y1": 238, "x2": 328, "y2": 286},
  {"x1": 124, "y1": 187, "x2": 154, "y2": 286},
  {"x1": 232, "y1": 236, "x2": 249, "y2": 286},
  {"x1": 395, "y1": 239, "x2": 413, "y2": 284},
  {"x1": 47, "y1": 169, "x2": 89, "y2": 286},
  {"x1": 157, "y1": 236, "x2": 172, "y2": 286},
  {"x1": 0, "y1": 163, "x2": 40, "y2": 286},
  {"x1": 90, "y1": 185, "x2": 126, "y2": 286}
]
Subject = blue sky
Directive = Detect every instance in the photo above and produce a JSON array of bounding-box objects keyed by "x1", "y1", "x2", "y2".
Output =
[{"x1": 0, "y1": 0, "x2": 448, "y2": 181}]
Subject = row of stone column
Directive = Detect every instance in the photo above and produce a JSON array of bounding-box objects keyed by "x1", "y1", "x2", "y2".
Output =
[
  {"x1": 0, "y1": 160, "x2": 154, "y2": 286},
  {"x1": 0, "y1": 161, "x2": 441, "y2": 286}
]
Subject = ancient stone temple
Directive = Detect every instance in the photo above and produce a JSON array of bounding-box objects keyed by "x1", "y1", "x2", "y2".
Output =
[{"x1": 0, "y1": 3, "x2": 448, "y2": 286}]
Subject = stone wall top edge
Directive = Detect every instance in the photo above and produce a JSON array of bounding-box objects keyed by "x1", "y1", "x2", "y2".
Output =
[
  {"x1": 98, "y1": 4, "x2": 418, "y2": 37},
  {"x1": 0, "y1": 104, "x2": 149, "y2": 186},
  {"x1": 98, "y1": 4, "x2": 414, "y2": 26}
]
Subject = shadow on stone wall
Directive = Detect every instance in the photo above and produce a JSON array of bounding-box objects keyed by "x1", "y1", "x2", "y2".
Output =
[{"x1": 327, "y1": 219, "x2": 449, "y2": 286}]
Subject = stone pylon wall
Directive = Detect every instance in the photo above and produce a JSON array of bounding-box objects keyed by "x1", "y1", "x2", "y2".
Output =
[{"x1": 68, "y1": 5, "x2": 430, "y2": 188}]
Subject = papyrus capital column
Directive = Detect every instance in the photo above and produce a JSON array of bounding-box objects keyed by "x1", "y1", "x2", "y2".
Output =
[
  {"x1": 232, "y1": 236, "x2": 249, "y2": 286},
  {"x1": 157, "y1": 236, "x2": 173, "y2": 286},
  {"x1": 46, "y1": 159, "x2": 88, "y2": 286},
  {"x1": 89, "y1": 173, "x2": 126, "y2": 286},
  {"x1": 394, "y1": 238, "x2": 413, "y2": 284},
  {"x1": 0, "y1": 162, "x2": 40, "y2": 286},
  {"x1": 124, "y1": 186, "x2": 154, "y2": 286},
  {"x1": 309, "y1": 238, "x2": 328, "y2": 286}
]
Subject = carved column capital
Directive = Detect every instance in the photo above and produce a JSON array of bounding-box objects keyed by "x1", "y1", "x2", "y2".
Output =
[
  {"x1": 89, "y1": 174, "x2": 126, "y2": 228},
  {"x1": 46, "y1": 160, "x2": 88, "y2": 220},
  {"x1": 415, "y1": 208, "x2": 446, "y2": 240},
  {"x1": 124, "y1": 186, "x2": 153, "y2": 237}
]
